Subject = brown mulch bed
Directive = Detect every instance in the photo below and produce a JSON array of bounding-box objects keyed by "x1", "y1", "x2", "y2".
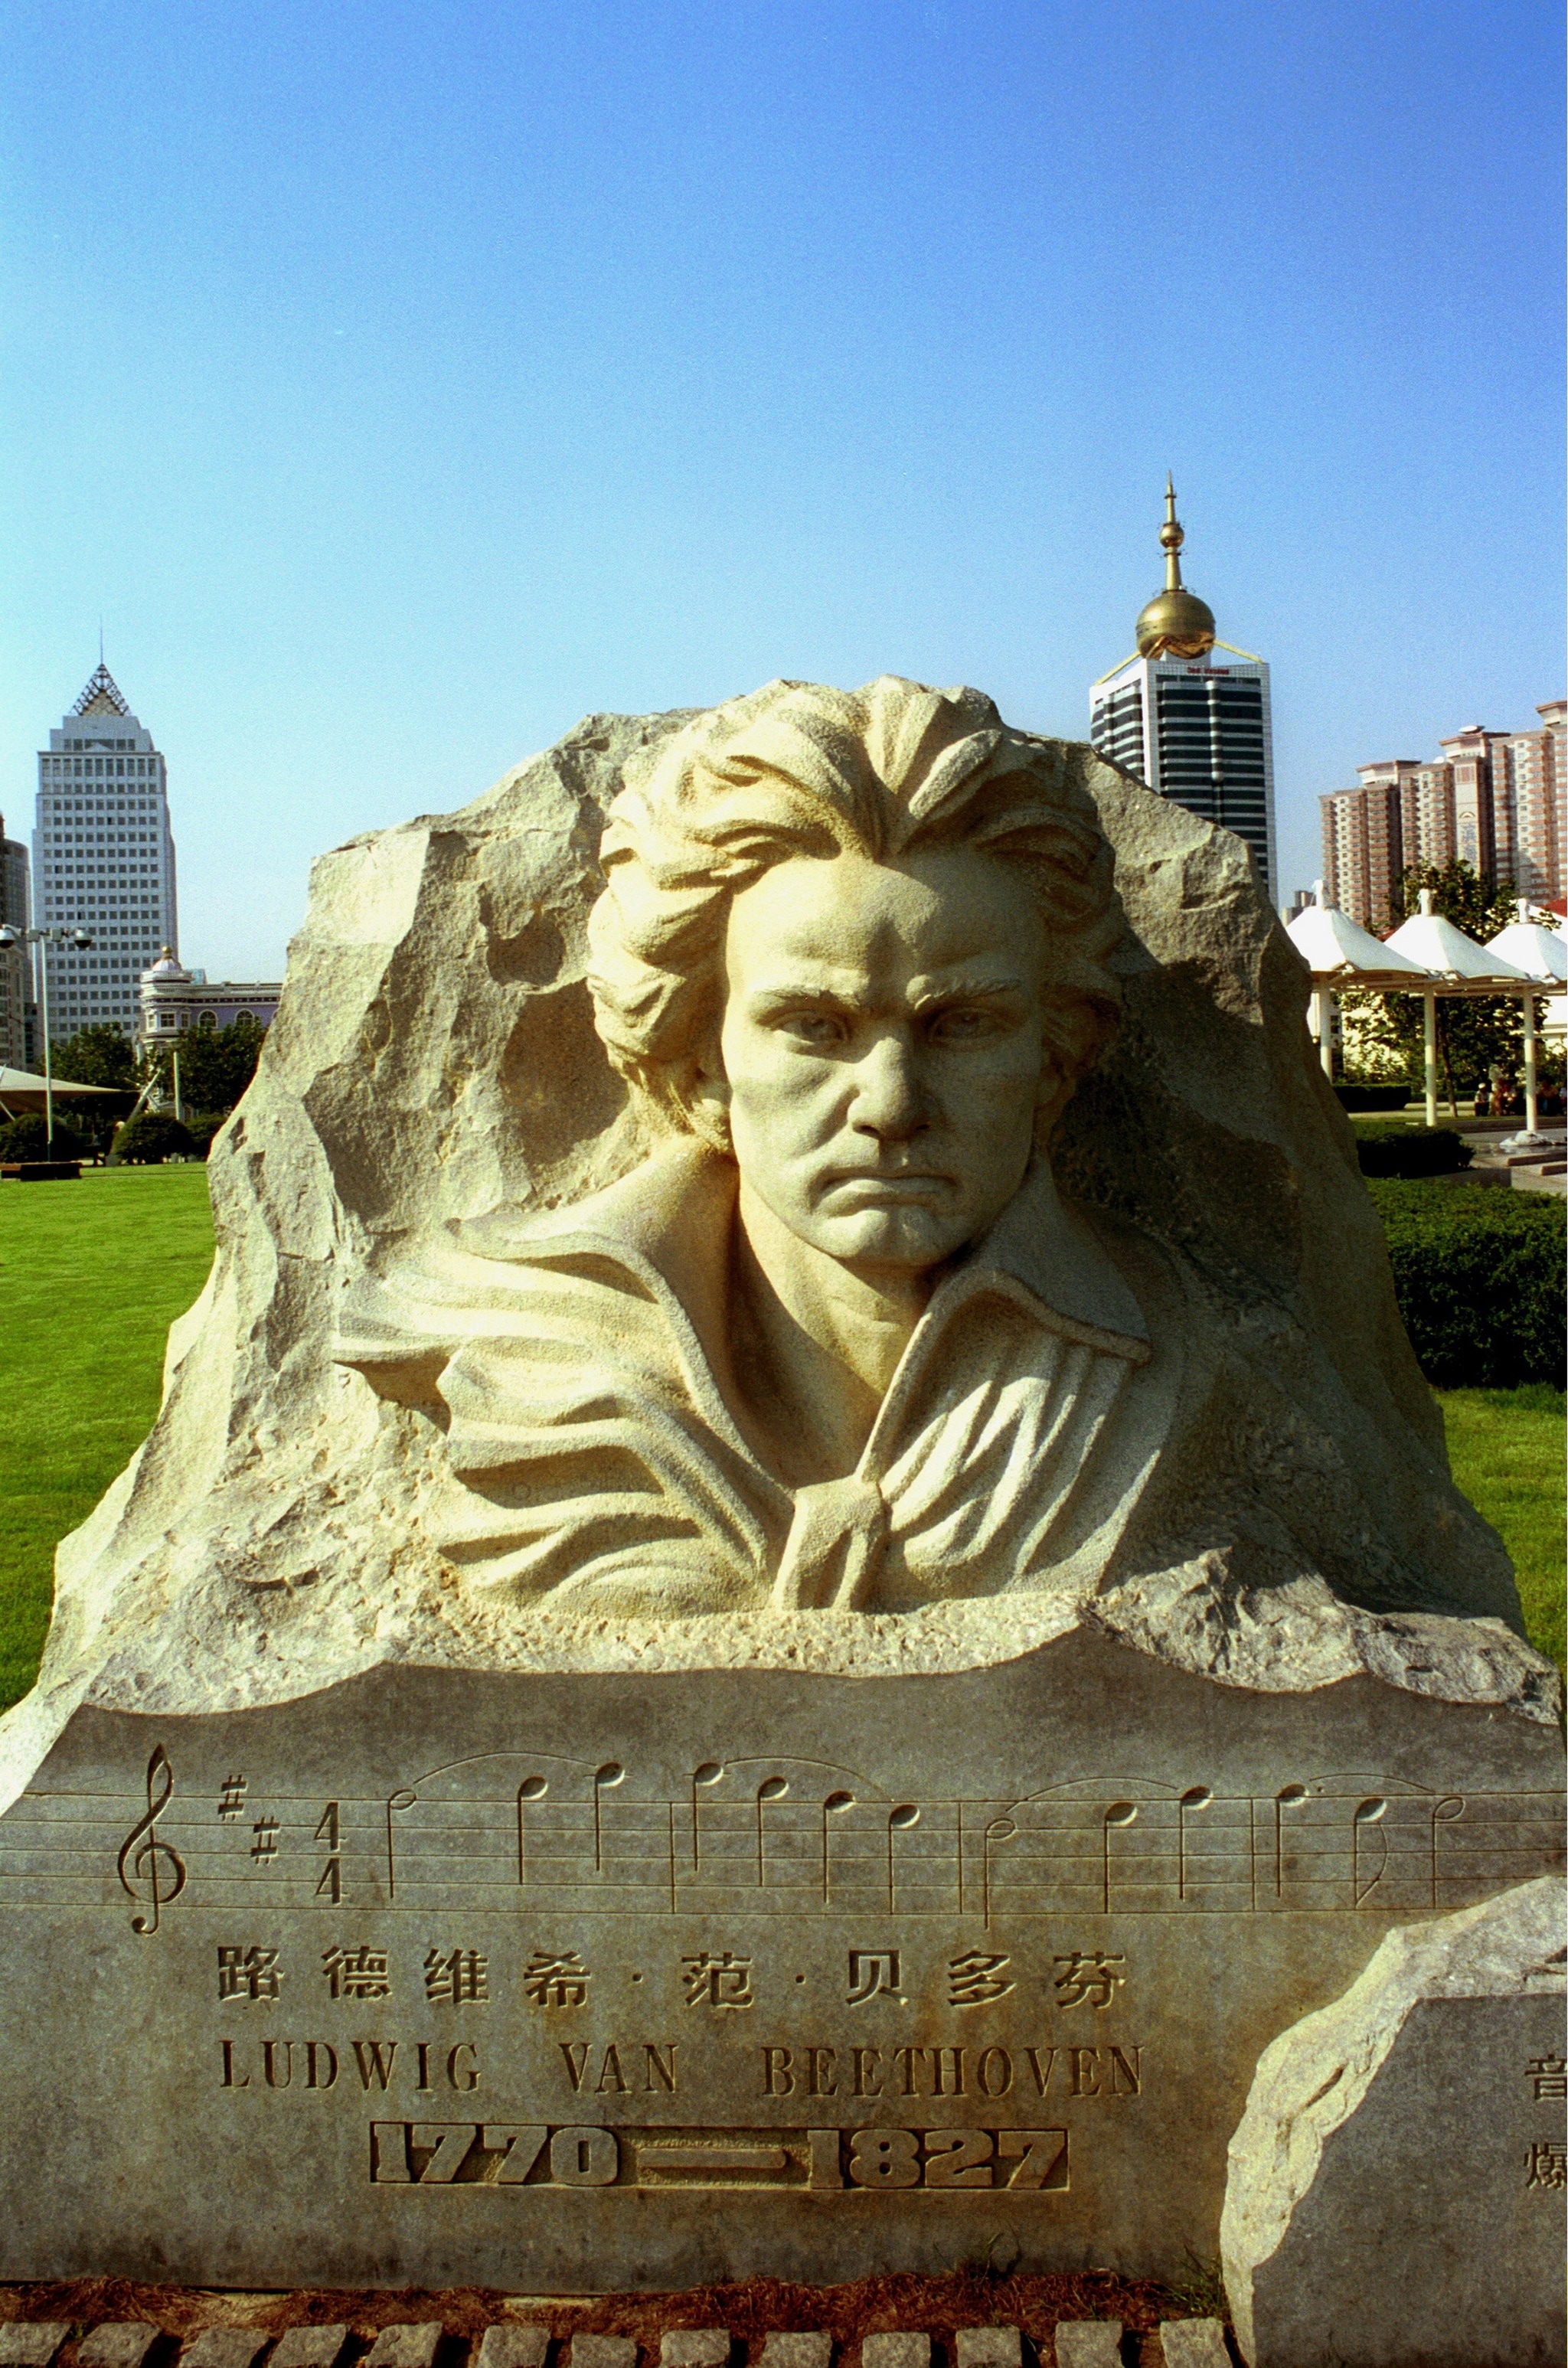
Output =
[{"x1": 0, "y1": 2274, "x2": 1225, "y2": 2365}]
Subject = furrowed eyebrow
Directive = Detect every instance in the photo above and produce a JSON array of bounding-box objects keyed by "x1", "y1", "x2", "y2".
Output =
[
  {"x1": 910, "y1": 975, "x2": 1026, "y2": 1007},
  {"x1": 745, "y1": 981, "x2": 874, "y2": 1009}
]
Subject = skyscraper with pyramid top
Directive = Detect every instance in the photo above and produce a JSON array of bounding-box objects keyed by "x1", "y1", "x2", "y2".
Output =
[{"x1": 32, "y1": 661, "x2": 180, "y2": 1040}]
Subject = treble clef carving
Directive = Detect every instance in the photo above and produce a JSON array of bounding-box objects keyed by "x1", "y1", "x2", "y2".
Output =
[{"x1": 117, "y1": 1746, "x2": 187, "y2": 1935}]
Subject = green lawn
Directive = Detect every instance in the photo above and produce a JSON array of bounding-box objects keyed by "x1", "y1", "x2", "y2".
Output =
[
  {"x1": 0, "y1": 1164, "x2": 216, "y2": 1708},
  {"x1": 0, "y1": 1164, "x2": 1563, "y2": 1710},
  {"x1": 1439, "y1": 1385, "x2": 1567, "y2": 1669}
]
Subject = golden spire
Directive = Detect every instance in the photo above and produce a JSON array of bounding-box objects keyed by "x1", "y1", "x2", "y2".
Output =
[{"x1": 1136, "y1": 476, "x2": 1217, "y2": 658}]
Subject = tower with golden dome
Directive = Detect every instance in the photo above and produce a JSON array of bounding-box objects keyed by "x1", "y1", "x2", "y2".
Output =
[{"x1": 1089, "y1": 481, "x2": 1277, "y2": 900}]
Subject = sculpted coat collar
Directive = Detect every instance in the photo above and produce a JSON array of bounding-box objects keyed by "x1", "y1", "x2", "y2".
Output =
[
  {"x1": 505, "y1": 1139, "x2": 1155, "y2": 1610},
  {"x1": 339, "y1": 1137, "x2": 1174, "y2": 1615}
]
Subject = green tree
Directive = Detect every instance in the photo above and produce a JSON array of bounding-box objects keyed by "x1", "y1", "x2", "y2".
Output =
[
  {"x1": 112, "y1": 1111, "x2": 195, "y2": 1164},
  {"x1": 47, "y1": 1022, "x2": 136, "y2": 1089},
  {"x1": 148, "y1": 1013, "x2": 266, "y2": 1119},
  {"x1": 1341, "y1": 861, "x2": 1560, "y2": 1112},
  {"x1": 41, "y1": 1022, "x2": 136, "y2": 1151}
]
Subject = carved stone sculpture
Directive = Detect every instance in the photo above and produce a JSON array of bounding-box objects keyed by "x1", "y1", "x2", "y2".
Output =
[
  {"x1": 0, "y1": 678, "x2": 1558, "y2": 2298},
  {"x1": 3, "y1": 675, "x2": 1548, "y2": 1773}
]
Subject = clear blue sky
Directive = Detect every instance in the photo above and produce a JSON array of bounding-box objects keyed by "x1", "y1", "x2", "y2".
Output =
[{"x1": 3, "y1": 0, "x2": 1562, "y2": 978}]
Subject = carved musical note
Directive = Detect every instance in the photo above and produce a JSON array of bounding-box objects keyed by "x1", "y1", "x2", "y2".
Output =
[
  {"x1": 593, "y1": 1762, "x2": 625, "y2": 1873},
  {"x1": 1352, "y1": 1796, "x2": 1387, "y2": 1904},
  {"x1": 754, "y1": 1777, "x2": 789, "y2": 1886},
  {"x1": 821, "y1": 1788, "x2": 854, "y2": 1906},
  {"x1": 1272, "y1": 1784, "x2": 1308, "y2": 1900},
  {"x1": 384, "y1": 1788, "x2": 418, "y2": 1900},
  {"x1": 1178, "y1": 1786, "x2": 1212, "y2": 1903},
  {"x1": 515, "y1": 1775, "x2": 549, "y2": 1886},
  {"x1": 886, "y1": 1803, "x2": 920, "y2": 1912},
  {"x1": 690, "y1": 1762, "x2": 723, "y2": 1874},
  {"x1": 1101, "y1": 1801, "x2": 1136, "y2": 1912},
  {"x1": 116, "y1": 1746, "x2": 187, "y2": 1935},
  {"x1": 1430, "y1": 1794, "x2": 1464, "y2": 1906},
  {"x1": 982, "y1": 1816, "x2": 1016, "y2": 1930}
]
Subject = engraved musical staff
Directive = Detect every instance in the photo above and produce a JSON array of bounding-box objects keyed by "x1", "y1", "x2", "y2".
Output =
[
  {"x1": 4, "y1": 1749, "x2": 1560, "y2": 1922},
  {"x1": 116, "y1": 1746, "x2": 187, "y2": 1935}
]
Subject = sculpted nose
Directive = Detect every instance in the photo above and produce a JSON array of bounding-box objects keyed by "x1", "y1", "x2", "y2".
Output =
[{"x1": 849, "y1": 1031, "x2": 927, "y2": 1139}]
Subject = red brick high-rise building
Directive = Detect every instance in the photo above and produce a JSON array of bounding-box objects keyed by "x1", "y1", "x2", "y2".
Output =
[{"x1": 1319, "y1": 701, "x2": 1565, "y2": 929}]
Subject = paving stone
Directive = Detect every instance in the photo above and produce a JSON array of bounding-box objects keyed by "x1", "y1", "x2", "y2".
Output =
[
  {"x1": 956, "y1": 2336, "x2": 1020, "y2": 2368},
  {"x1": 271, "y1": 2332, "x2": 350, "y2": 2368},
  {"x1": 570, "y1": 2342, "x2": 636, "y2": 2368},
  {"x1": 78, "y1": 2331, "x2": 159, "y2": 2368},
  {"x1": 0, "y1": 2332, "x2": 70, "y2": 2368},
  {"x1": 758, "y1": 2344, "x2": 830, "y2": 2368},
  {"x1": 1051, "y1": 2328, "x2": 1121, "y2": 2368},
  {"x1": 179, "y1": 2336, "x2": 269, "y2": 2368},
  {"x1": 661, "y1": 2340, "x2": 727, "y2": 2368},
  {"x1": 862, "y1": 2342, "x2": 930, "y2": 2368},
  {"x1": 1156, "y1": 2327, "x2": 1227, "y2": 2368},
  {"x1": 363, "y1": 2333, "x2": 443, "y2": 2368},
  {"x1": 476, "y1": 2334, "x2": 550, "y2": 2368}
]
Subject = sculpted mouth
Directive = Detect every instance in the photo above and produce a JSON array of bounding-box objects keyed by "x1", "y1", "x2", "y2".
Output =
[{"x1": 821, "y1": 1171, "x2": 952, "y2": 1196}]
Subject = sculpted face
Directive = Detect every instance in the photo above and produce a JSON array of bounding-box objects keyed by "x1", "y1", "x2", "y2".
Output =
[{"x1": 716, "y1": 844, "x2": 1052, "y2": 1277}]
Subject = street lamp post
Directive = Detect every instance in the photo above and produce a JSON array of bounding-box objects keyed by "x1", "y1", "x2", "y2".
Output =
[{"x1": 0, "y1": 923, "x2": 96, "y2": 1150}]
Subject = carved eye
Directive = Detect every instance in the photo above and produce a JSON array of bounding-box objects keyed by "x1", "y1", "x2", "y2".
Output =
[
  {"x1": 928, "y1": 1005, "x2": 999, "y2": 1044},
  {"x1": 783, "y1": 1011, "x2": 847, "y2": 1048}
]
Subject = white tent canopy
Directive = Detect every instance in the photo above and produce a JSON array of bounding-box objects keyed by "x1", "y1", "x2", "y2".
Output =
[
  {"x1": 0, "y1": 1066, "x2": 122, "y2": 1115},
  {"x1": 1485, "y1": 902, "x2": 1568, "y2": 985},
  {"x1": 1286, "y1": 887, "x2": 1556, "y2": 1130},
  {"x1": 1384, "y1": 891, "x2": 1534, "y2": 985},
  {"x1": 1285, "y1": 886, "x2": 1431, "y2": 988}
]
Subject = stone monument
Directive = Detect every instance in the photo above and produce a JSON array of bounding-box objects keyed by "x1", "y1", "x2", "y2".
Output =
[{"x1": 0, "y1": 678, "x2": 1560, "y2": 2304}]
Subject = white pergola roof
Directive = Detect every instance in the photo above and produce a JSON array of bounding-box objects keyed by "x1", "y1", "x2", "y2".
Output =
[
  {"x1": 0, "y1": 1066, "x2": 121, "y2": 1100},
  {"x1": 1384, "y1": 896, "x2": 1533, "y2": 987},
  {"x1": 1285, "y1": 886, "x2": 1432, "y2": 988},
  {"x1": 1484, "y1": 915, "x2": 1568, "y2": 985}
]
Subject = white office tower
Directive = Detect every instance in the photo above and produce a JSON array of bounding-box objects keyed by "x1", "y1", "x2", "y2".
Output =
[
  {"x1": 1089, "y1": 482, "x2": 1277, "y2": 903},
  {"x1": 32, "y1": 663, "x2": 179, "y2": 1039}
]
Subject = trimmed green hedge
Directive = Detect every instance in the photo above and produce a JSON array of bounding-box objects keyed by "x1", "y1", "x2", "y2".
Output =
[
  {"x1": 1369, "y1": 1180, "x2": 1566, "y2": 1388},
  {"x1": 1358, "y1": 1128, "x2": 1473, "y2": 1177}
]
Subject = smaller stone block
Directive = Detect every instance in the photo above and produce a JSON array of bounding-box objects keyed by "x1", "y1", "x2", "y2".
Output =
[
  {"x1": 862, "y1": 2342, "x2": 929, "y2": 2368},
  {"x1": 955, "y1": 2336, "x2": 1020, "y2": 2368},
  {"x1": 570, "y1": 2343, "x2": 636, "y2": 2368},
  {"x1": 1157, "y1": 2327, "x2": 1227, "y2": 2368},
  {"x1": 180, "y1": 2335, "x2": 268, "y2": 2368},
  {"x1": 477, "y1": 2334, "x2": 550, "y2": 2368},
  {"x1": 759, "y1": 2344, "x2": 830, "y2": 2368},
  {"x1": 78, "y1": 2330, "x2": 160, "y2": 2368},
  {"x1": 364, "y1": 2332, "x2": 443, "y2": 2368},
  {"x1": 0, "y1": 2331, "x2": 70, "y2": 2368},
  {"x1": 272, "y1": 2332, "x2": 350, "y2": 2368},
  {"x1": 661, "y1": 2340, "x2": 727, "y2": 2368},
  {"x1": 1051, "y1": 2327, "x2": 1121, "y2": 2368}
]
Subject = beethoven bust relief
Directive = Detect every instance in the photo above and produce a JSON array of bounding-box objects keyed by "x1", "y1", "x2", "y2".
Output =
[{"x1": 343, "y1": 676, "x2": 1190, "y2": 1617}]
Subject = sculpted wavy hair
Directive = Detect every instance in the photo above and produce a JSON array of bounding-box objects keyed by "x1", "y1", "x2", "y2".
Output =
[{"x1": 586, "y1": 674, "x2": 1123, "y2": 1147}]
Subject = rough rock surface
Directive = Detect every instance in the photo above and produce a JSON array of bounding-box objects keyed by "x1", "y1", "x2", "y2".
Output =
[
  {"x1": 1220, "y1": 1874, "x2": 1568, "y2": 2366},
  {"x1": 1, "y1": 695, "x2": 1553, "y2": 1805}
]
